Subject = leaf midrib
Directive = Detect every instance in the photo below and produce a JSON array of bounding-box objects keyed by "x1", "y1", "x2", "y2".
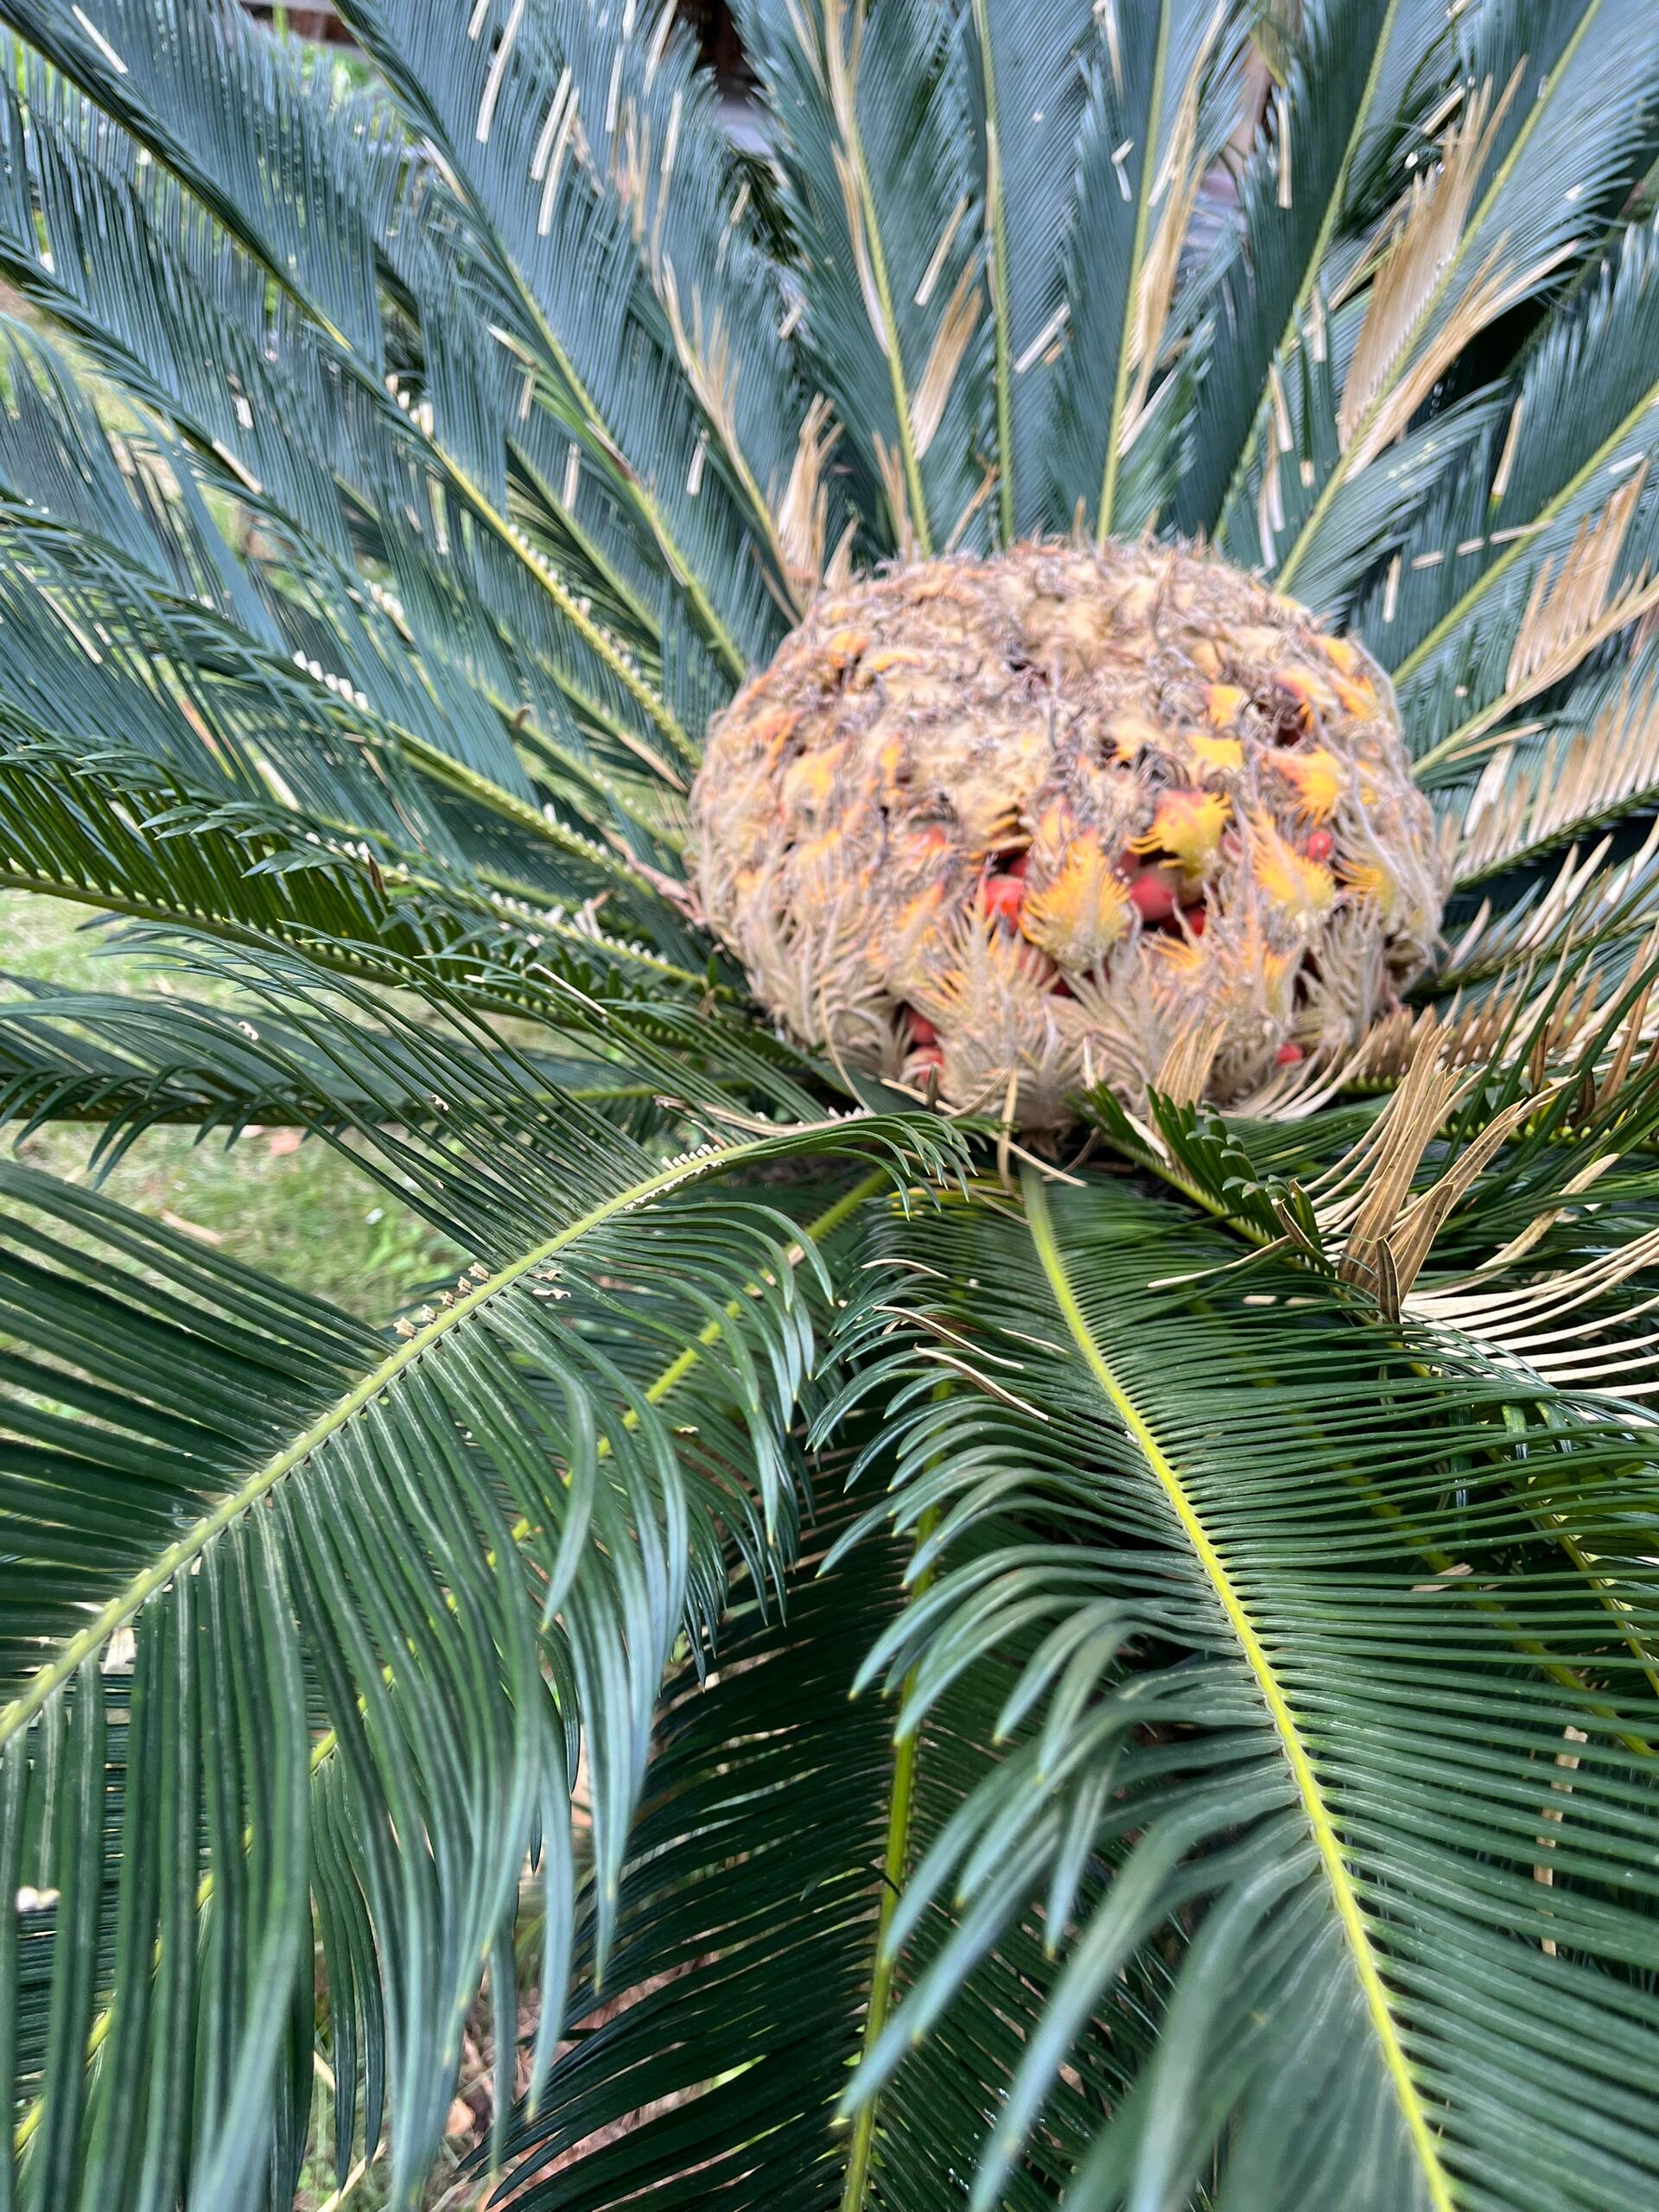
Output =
[
  {"x1": 822, "y1": 0, "x2": 936, "y2": 560},
  {"x1": 970, "y1": 0, "x2": 1015, "y2": 545},
  {"x1": 836, "y1": 1494, "x2": 939, "y2": 2212},
  {"x1": 1022, "y1": 1168, "x2": 1456, "y2": 2212},
  {"x1": 1096, "y1": 0, "x2": 1171, "y2": 541}
]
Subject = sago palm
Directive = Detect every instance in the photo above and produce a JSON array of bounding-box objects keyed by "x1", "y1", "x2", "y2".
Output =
[{"x1": 3, "y1": 0, "x2": 1659, "y2": 2205}]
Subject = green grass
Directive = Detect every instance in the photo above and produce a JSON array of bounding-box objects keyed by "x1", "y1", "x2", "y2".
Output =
[{"x1": 1, "y1": 891, "x2": 458, "y2": 1319}]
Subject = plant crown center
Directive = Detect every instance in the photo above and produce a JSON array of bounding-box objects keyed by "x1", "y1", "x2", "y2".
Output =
[{"x1": 692, "y1": 543, "x2": 1444, "y2": 1128}]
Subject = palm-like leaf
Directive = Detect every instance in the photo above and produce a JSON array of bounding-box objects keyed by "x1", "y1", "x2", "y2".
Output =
[
  {"x1": 1, "y1": 0, "x2": 1659, "y2": 2206},
  {"x1": 831, "y1": 1173, "x2": 1659, "y2": 2209},
  {"x1": 489, "y1": 1488, "x2": 1147, "y2": 2210},
  {"x1": 0, "y1": 963, "x2": 950, "y2": 2206}
]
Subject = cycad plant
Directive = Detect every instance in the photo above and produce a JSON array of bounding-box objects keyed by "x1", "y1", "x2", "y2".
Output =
[{"x1": 3, "y1": 0, "x2": 1659, "y2": 2205}]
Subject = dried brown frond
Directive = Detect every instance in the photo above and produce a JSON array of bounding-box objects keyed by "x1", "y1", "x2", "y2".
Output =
[
  {"x1": 871, "y1": 435, "x2": 919, "y2": 561},
  {"x1": 1363, "y1": 925, "x2": 1659, "y2": 1109},
  {"x1": 1381, "y1": 1086, "x2": 1547, "y2": 1300},
  {"x1": 1344, "y1": 244, "x2": 1581, "y2": 474},
  {"x1": 1433, "y1": 469, "x2": 1659, "y2": 765},
  {"x1": 912, "y1": 263, "x2": 982, "y2": 459},
  {"x1": 1453, "y1": 667, "x2": 1659, "y2": 885},
  {"x1": 659, "y1": 269, "x2": 740, "y2": 454},
  {"x1": 1331, "y1": 1026, "x2": 1469, "y2": 1288},
  {"x1": 1507, "y1": 467, "x2": 1654, "y2": 695},
  {"x1": 1408, "y1": 1220, "x2": 1659, "y2": 1399},
  {"x1": 1439, "y1": 816, "x2": 1659, "y2": 988},
  {"x1": 1334, "y1": 54, "x2": 1584, "y2": 479},
  {"x1": 1308, "y1": 1022, "x2": 1573, "y2": 1313},
  {"x1": 773, "y1": 393, "x2": 842, "y2": 602},
  {"x1": 1338, "y1": 73, "x2": 1516, "y2": 451},
  {"x1": 1154, "y1": 1017, "x2": 1228, "y2": 1107},
  {"x1": 944, "y1": 461, "x2": 1002, "y2": 555},
  {"x1": 1121, "y1": 5, "x2": 1227, "y2": 443}
]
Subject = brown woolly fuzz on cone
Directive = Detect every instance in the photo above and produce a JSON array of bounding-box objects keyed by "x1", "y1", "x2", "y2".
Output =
[{"x1": 691, "y1": 542, "x2": 1446, "y2": 1129}]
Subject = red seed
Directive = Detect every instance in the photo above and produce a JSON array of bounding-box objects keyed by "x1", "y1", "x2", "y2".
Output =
[
  {"x1": 1275, "y1": 1041, "x2": 1305, "y2": 1066},
  {"x1": 1003, "y1": 849, "x2": 1030, "y2": 879},
  {"x1": 911, "y1": 1042, "x2": 944, "y2": 1073},
  {"x1": 1126, "y1": 867, "x2": 1178, "y2": 925},
  {"x1": 907, "y1": 1011, "x2": 938, "y2": 1047},
  {"x1": 1182, "y1": 904, "x2": 1207, "y2": 937},
  {"x1": 983, "y1": 872, "x2": 1026, "y2": 923},
  {"x1": 1306, "y1": 829, "x2": 1334, "y2": 862}
]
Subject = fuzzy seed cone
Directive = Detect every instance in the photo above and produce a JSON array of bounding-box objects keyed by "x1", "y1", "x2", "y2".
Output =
[{"x1": 692, "y1": 542, "x2": 1445, "y2": 1128}]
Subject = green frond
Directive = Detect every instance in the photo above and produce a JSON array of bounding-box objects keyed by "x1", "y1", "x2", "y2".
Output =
[
  {"x1": 382, "y1": 0, "x2": 828, "y2": 613},
  {"x1": 3, "y1": 3, "x2": 1659, "y2": 2203},
  {"x1": 823, "y1": 1173, "x2": 1659, "y2": 2209},
  {"x1": 0, "y1": 16, "x2": 701, "y2": 767},
  {"x1": 488, "y1": 1488, "x2": 1144, "y2": 2209},
  {"x1": 1384, "y1": 220, "x2": 1659, "y2": 776},
  {"x1": 327, "y1": 0, "x2": 787, "y2": 678},
  {"x1": 0, "y1": 981, "x2": 651, "y2": 1169},
  {"x1": 0, "y1": 730, "x2": 702, "y2": 1009},
  {"x1": 1223, "y1": 0, "x2": 1659, "y2": 606},
  {"x1": 736, "y1": 0, "x2": 988, "y2": 558},
  {"x1": 3, "y1": 0, "x2": 386, "y2": 364},
  {"x1": 0, "y1": 960, "x2": 952, "y2": 2205},
  {"x1": 963, "y1": 0, "x2": 1091, "y2": 543},
  {"x1": 1176, "y1": 0, "x2": 1452, "y2": 537},
  {"x1": 0, "y1": 140, "x2": 677, "y2": 822},
  {"x1": 1046, "y1": 0, "x2": 1249, "y2": 541}
]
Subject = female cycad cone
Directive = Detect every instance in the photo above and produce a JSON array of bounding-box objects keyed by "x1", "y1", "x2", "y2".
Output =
[{"x1": 692, "y1": 543, "x2": 1445, "y2": 1128}]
